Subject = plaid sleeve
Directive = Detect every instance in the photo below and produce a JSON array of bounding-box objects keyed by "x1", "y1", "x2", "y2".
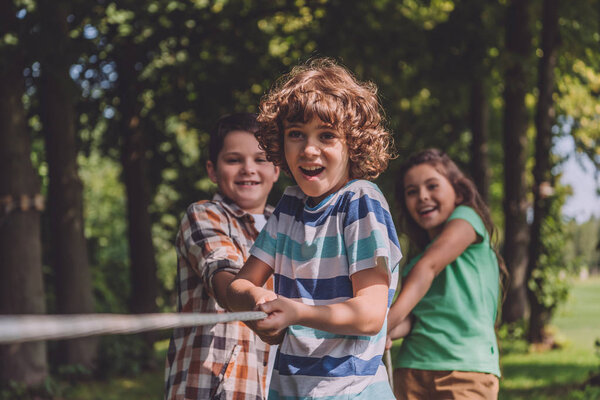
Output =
[{"x1": 178, "y1": 202, "x2": 244, "y2": 296}]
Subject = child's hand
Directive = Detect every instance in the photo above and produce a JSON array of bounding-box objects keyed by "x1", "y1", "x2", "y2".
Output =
[{"x1": 256, "y1": 296, "x2": 300, "y2": 333}]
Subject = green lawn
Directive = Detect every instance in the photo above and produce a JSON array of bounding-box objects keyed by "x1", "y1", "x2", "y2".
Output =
[
  {"x1": 499, "y1": 276, "x2": 600, "y2": 399},
  {"x1": 44, "y1": 277, "x2": 600, "y2": 399}
]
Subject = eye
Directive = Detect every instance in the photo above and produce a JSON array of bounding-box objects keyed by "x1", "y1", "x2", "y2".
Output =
[
  {"x1": 256, "y1": 156, "x2": 268, "y2": 163},
  {"x1": 319, "y1": 131, "x2": 338, "y2": 141},
  {"x1": 286, "y1": 129, "x2": 303, "y2": 139},
  {"x1": 427, "y1": 183, "x2": 438, "y2": 190},
  {"x1": 405, "y1": 188, "x2": 417, "y2": 196},
  {"x1": 224, "y1": 157, "x2": 241, "y2": 164}
]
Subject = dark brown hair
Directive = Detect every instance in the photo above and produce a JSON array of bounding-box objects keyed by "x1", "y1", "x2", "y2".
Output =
[
  {"x1": 395, "y1": 148, "x2": 508, "y2": 278},
  {"x1": 209, "y1": 113, "x2": 259, "y2": 164},
  {"x1": 256, "y1": 58, "x2": 395, "y2": 180}
]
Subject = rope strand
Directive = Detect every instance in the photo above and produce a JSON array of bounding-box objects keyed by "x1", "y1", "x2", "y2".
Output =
[{"x1": 0, "y1": 312, "x2": 267, "y2": 344}]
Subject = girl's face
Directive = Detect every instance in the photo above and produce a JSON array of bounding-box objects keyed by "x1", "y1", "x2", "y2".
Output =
[
  {"x1": 283, "y1": 118, "x2": 350, "y2": 206},
  {"x1": 403, "y1": 163, "x2": 460, "y2": 239},
  {"x1": 207, "y1": 130, "x2": 280, "y2": 214}
]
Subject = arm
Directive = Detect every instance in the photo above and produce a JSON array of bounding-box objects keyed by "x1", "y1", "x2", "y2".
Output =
[
  {"x1": 227, "y1": 256, "x2": 284, "y2": 344},
  {"x1": 212, "y1": 271, "x2": 236, "y2": 311},
  {"x1": 181, "y1": 204, "x2": 246, "y2": 309},
  {"x1": 387, "y1": 218, "x2": 477, "y2": 330},
  {"x1": 385, "y1": 315, "x2": 413, "y2": 349},
  {"x1": 227, "y1": 255, "x2": 275, "y2": 311},
  {"x1": 257, "y1": 261, "x2": 390, "y2": 336}
]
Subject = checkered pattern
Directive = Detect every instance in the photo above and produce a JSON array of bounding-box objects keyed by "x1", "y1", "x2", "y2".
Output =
[{"x1": 165, "y1": 194, "x2": 273, "y2": 400}]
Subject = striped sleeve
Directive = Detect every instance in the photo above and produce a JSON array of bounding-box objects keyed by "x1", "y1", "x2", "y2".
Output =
[{"x1": 343, "y1": 183, "x2": 402, "y2": 279}]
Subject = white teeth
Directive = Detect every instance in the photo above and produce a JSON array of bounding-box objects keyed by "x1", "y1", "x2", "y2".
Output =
[
  {"x1": 302, "y1": 166, "x2": 323, "y2": 171},
  {"x1": 237, "y1": 181, "x2": 259, "y2": 185}
]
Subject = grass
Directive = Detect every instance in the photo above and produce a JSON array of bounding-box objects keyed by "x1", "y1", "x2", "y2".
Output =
[
  {"x1": 31, "y1": 277, "x2": 600, "y2": 399},
  {"x1": 499, "y1": 276, "x2": 600, "y2": 399}
]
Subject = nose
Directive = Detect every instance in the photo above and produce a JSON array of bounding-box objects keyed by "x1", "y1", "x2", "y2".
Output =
[
  {"x1": 418, "y1": 188, "x2": 430, "y2": 201},
  {"x1": 241, "y1": 159, "x2": 257, "y2": 174},
  {"x1": 301, "y1": 138, "x2": 320, "y2": 158}
]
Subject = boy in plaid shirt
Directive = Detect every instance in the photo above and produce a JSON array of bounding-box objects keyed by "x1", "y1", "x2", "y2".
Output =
[{"x1": 165, "y1": 113, "x2": 280, "y2": 400}]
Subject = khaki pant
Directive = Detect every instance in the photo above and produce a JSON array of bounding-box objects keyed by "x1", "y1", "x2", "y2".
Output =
[{"x1": 393, "y1": 368, "x2": 499, "y2": 400}]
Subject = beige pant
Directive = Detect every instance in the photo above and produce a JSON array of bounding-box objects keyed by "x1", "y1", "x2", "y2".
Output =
[{"x1": 393, "y1": 368, "x2": 499, "y2": 400}]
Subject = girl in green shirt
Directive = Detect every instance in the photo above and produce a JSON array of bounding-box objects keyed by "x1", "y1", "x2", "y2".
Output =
[{"x1": 387, "y1": 149, "x2": 507, "y2": 400}]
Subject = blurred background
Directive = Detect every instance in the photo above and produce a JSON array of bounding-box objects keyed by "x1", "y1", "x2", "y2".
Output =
[{"x1": 1, "y1": 0, "x2": 599, "y2": 399}]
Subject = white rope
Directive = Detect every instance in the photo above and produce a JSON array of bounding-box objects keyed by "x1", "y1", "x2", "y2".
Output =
[{"x1": 0, "y1": 311, "x2": 267, "y2": 344}]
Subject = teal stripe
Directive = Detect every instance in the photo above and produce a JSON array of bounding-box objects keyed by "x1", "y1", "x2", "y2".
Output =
[
  {"x1": 276, "y1": 233, "x2": 346, "y2": 261},
  {"x1": 256, "y1": 231, "x2": 277, "y2": 256},
  {"x1": 269, "y1": 379, "x2": 393, "y2": 399},
  {"x1": 347, "y1": 229, "x2": 387, "y2": 265}
]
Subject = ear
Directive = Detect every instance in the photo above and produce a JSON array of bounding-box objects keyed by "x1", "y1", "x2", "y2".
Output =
[
  {"x1": 273, "y1": 165, "x2": 280, "y2": 182},
  {"x1": 206, "y1": 160, "x2": 218, "y2": 184}
]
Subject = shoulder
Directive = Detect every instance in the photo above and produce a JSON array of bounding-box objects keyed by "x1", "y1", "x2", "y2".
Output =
[
  {"x1": 184, "y1": 199, "x2": 226, "y2": 219},
  {"x1": 344, "y1": 180, "x2": 391, "y2": 211},
  {"x1": 447, "y1": 205, "x2": 487, "y2": 241}
]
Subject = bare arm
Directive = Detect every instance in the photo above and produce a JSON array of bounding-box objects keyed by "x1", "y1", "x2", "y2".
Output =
[
  {"x1": 257, "y1": 261, "x2": 390, "y2": 336},
  {"x1": 212, "y1": 271, "x2": 236, "y2": 310},
  {"x1": 226, "y1": 255, "x2": 285, "y2": 344},
  {"x1": 227, "y1": 255, "x2": 275, "y2": 311},
  {"x1": 387, "y1": 218, "x2": 477, "y2": 330},
  {"x1": 386, "y1": 315, "x2": 413, "y2": 349}
]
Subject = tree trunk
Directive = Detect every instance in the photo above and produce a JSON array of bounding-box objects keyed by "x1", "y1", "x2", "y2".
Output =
[
  {"x1": 0, "y1": 0, "x2": 48, "y2": 384},
  {"x1": 469, "y1": 79, "x2": 490, "y2": 204},
  {"x1": 115, "y1": 43, "x2": 158, "y2": 318},
  {"x1": 527, "y1": 0, "x2": 560, "y2": 343},
  {"x1": 38, "y1": 0, "x2": 98, "y2": 369},
  {"x1": 501, "y1": 0, "x2": 533, "y2": 323}
]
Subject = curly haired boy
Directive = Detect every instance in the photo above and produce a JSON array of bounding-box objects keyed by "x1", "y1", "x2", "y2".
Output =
[{"x1": 227, "y1": 59, "x2": 402, "y2": 399}]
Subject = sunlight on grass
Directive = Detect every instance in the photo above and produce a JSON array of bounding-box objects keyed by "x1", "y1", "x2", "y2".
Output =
[{"x1": 499, "y1": 276, "x2": 600, "y2": 399}]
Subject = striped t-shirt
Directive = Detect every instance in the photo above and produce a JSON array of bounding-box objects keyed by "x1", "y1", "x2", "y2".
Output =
[{"x1": 251, "y1": 180, "x2": 402, "y2": 399}]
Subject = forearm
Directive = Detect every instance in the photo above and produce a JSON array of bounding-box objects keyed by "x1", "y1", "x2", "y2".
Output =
[
  {"x1": 388, "y1": 264, "x2": 436, "y2": 327},
  {"x1": 295, "y1": 296, "x2": 387, "y2": 336},
  {"x1": 226, "y1": 278, "x2": 268, "y2": 311}
]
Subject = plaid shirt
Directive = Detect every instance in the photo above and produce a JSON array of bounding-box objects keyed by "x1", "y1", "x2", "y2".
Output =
[{"x1": 165, "y1": 193, "x2": 273, "y2": 400}]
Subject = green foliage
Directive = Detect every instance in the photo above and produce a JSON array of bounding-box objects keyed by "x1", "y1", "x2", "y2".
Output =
[
  {"x1": 528, "y1": 184, "x2": 575, "y2": 312},
  {"x1": 80, "y1": 150, "x2": 130, "y2": 313},
  {"x1": 96, "y1": 336, "x2": 149, "y2": 378}
]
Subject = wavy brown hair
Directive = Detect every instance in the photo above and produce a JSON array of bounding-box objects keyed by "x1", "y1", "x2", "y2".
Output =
[
  {"x1": 256, "y1": 58, "x2": 395, "y2": 180},
  {"x1": 395, "y1": 148, "x2": 508, "y2": 279}
]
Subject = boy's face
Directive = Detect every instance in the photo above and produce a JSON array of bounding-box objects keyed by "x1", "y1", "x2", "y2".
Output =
[
  {"x1": 207, "y1": 130, "x2": 279, "y2": 214},
  {"x1": 283, "y1": 118, "x2": 350, "y2": 205}
]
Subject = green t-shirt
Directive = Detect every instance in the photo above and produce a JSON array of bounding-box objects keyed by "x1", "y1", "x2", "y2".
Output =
[{"x1": 393, "y1": 205, "x2": 501, "y2": 377}]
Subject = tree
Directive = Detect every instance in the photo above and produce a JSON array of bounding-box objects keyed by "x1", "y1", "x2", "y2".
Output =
[
  {"x1": 0, "y1": 0, "x2": 48, "y2": 386},
  {"x1": 501, "y1": 0, "x2": 534, "y2": 323},
  {"x1": 38, "y1": 0, "x2": 98, "y2": 369},
  {"x1": 526, "y1": 0, "x2": 560, "y2": 344}
]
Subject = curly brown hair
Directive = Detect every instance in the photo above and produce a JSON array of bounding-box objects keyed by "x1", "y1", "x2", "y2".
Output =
[{"x1": 256, "y1": 58, "x2": 395, "y2": 180}]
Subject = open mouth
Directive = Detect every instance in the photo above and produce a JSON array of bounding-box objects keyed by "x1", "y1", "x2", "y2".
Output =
[
  {"x1": 419, "y1": 206, "x2": 437, "y2": 216},
  {"x1": 236, "y1": 181, "x2": 260, "y2": 186},
  {"x1": 300, "y1": 166, "x2": 324, "y2": 177}
]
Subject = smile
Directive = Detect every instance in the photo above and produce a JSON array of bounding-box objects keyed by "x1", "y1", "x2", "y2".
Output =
[
  {"x1": 235, "y1": 181, "x2": 260, "y2": 185},
  {"x1": 418, "y1": 206, "x2": 437, "y2": 216},
  {"x1": 300, "y1": 166, "x2": 324, "y2": 177}
]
